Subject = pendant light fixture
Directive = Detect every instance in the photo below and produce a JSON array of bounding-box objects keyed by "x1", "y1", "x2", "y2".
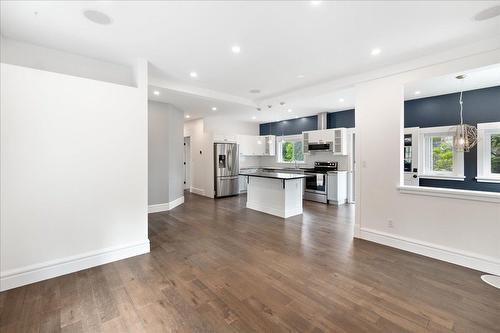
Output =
[{"x1": 452, "y1": 75, "x2": 477, "y2": 152}]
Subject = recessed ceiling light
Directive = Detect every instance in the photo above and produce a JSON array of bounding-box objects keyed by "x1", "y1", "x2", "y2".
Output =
[
  {"x1": 297, "y1": 74, "x2": 305, "y2": 79},
  {"x1": 414, "y1": 90, "x2": 421, "y2": 95},
  {"x1": 294, "y1": 115, "x2": 299, "y2": 119},
  {"x1": 211, "y1": 107, "x2": 217, "y2": 111},
  {"x1": 249, "y1": 89, "x2": 261, "y2": 94},
  {"x1": 311, "y1": 1, "x2": 322, "y2": 6},
  {"x1": 288, "y1": 109, "x2": 292, "y2": 113},
  {"x1": 153, "y1": 90, "x2": 160, "y2": 96},
  {"x1": 252, "y1": 116, "x2": 257, "y2": 120},
  {"x1": 185, "y1": 115, "x2": 190, "y2": 119},
  {"x1": 83, "y1": 10, "x2": 112, "y2": 25},
  {"x1": 190, "y1": 71, "x2": 198, "y2": 78},
  {"x1": 231, "y1": 45, "x2": 241, "y2": 54},
  {"x1": 339, "y1": 98, "x2": 345, "y2": 102},
  {"x1": 371, "y1": 48, "x2": 381, "y2": 56}
]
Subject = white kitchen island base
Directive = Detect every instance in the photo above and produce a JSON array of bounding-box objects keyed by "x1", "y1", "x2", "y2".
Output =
[{"x1": 243, "y1": 173, "x2": 306, "y2": 218}]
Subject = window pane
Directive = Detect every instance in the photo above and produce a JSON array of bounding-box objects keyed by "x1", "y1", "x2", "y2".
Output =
[
  {"x1": 432, "y1": 136, "x2": 453, "y2": 172},
  {"x1": 293, "y1": 141, "x2": 303, "y2": 161},
  {"x1": 491, "y1": 134, "x2": 500, "y2": 174},
  {"x1": 282, "y1": 141, "x2": 293, "y2": 162}
]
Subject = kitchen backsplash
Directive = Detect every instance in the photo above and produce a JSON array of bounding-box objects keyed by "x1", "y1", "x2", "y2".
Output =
[
  {"x1": 239, "y1": 156, "x2": 262, "y2": 169},
  {"x1": 241, "y1": 151, "x2": 350, "y2": 171}
]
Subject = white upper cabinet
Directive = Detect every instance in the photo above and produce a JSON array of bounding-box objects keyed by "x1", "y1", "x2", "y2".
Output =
[
  {"x1": 213, "y1": 133, "x2": 237, "y2": 143},
  {"x1": 264, "y1": 135, "x2": 276, "y2": 156},
  {"x1": 333, "y1": 128, "x2": 347, "y2": 155},
  {"x1": 302, "y1": 128, "x2": 347, "y2": 155},
  {"x1": 237, "y1": 135, "x2": 276, "y2": 156}
]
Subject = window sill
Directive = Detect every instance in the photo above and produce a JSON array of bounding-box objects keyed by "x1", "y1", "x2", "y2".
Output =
[
  {"x1": 476, "y1": 176, "x2": 500, "y2": 184},
  {"x1": 398, "y1": 185, "x2": 500, "y2": 203},
  {"x1": 418, "y1": 174, "x2": 465, "y2": 181}
]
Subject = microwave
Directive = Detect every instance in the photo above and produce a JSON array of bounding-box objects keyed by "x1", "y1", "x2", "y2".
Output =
[{"x1": 305, "y1": 142, "x2": 333, "y2": 153}]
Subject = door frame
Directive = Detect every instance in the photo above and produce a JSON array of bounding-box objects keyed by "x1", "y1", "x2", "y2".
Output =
[{"x1": 184, "y1": 136, "x2": 191, "y2": 190}]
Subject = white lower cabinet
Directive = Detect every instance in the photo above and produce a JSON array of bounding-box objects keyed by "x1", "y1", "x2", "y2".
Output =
[
  {"x1": 327, "y1": 172, "x2": 347, "y2": 205},
  {"x1": 239, "y1": 175, "x2": 248, "y2": 193}
]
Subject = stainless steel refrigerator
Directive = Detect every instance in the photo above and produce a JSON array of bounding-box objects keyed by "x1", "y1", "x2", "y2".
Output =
[{"x1": 214, "y1": 143, "x2": 239, "y2": 198}]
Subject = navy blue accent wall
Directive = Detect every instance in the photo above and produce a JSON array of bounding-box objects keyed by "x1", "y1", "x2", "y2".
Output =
[
  {"x1": 327, "y1": 109, "x2": 355, "y2": 128},
  {"x1": 405, "y1": 85, "x2": 500, "y2": 192},
  {"x1": 259, "y1": 115, "x2": 317, "y2": 136},
  {"x1": 258, "y1": 86, "x2": 499, "y2": 192},
  {"x1": 259, "y1": 110, "x2": 355, "y2": 136}
]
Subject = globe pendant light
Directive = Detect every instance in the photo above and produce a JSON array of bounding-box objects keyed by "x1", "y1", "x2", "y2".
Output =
[{"x1": 453, "y1": 75, "x2": 477, "y2": 152}]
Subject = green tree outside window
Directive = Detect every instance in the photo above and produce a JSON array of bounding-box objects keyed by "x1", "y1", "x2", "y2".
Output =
[
  {"x1": 281, "y1": 140, "x2": 304, "y2": 162},
  {"x1": 282, "y1": 141, "x2": 294, "y2": 162},
  {"x1": 491, "y1": 134, "x2": 500, "y2": 174},
  {"x1": 293, "y1": 141, "x2": 303, "y2": 162},
  {"x1": 432, "y1": 136, "x2": 453, "y2": 172}
]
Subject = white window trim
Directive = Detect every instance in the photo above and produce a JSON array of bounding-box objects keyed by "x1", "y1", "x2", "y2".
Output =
[
  {"x1": 418, "y1": 126, "x2": 464, "y2": 181},
  {"x1": 398, "y1": 185, "x2": 500, "y2": 203},
  {"x1": 477, "y1": 122, "x2": 500, "y2": 183},
  {"x1": 276, "y1": 135, "x2": 305, "y2": 164}
]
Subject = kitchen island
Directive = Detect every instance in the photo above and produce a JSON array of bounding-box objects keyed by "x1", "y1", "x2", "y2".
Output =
[{"x1": 239, "y1": 171, "x2": 307, "y2": 218}]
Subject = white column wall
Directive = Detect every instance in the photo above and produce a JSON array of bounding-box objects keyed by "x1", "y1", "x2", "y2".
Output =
[
  {"x1": 354, "y1": 50, "x2": 500, "y2": 275},
  {"x1": 0, "y1": 63, "x2": 149, "y2": 290}
]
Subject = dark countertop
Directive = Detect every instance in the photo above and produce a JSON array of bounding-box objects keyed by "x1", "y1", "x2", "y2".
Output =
[{"x1": 239, "y1": 171, "x2": 308, "y2": 180}]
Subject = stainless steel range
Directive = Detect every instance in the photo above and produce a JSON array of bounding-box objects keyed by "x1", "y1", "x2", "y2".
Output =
[{"x1": 303, "y1": 161, "x2": 338, "y2": 203}]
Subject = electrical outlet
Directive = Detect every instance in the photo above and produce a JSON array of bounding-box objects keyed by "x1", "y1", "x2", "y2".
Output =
[{"x1": 387, "y1": 219, "x2": 394, "y2": 228}]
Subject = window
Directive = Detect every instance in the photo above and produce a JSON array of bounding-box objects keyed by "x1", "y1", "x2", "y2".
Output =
[
  {"x1": 477, "y1": 122, "x2": 500, "y2": 183},
  {"x1": 277, "y1": 135, "x2": 304, "y2": 163},
  {"x1": 431, "y1": 135, "x2": 453, "y2": 172},
  {"x1": 419, "y1": 126, "x2": 464, "y2": 180}
]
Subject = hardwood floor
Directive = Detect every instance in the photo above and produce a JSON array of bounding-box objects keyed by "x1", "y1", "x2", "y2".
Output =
[{"x1": 1, "y1": 192, "x2": 499, "y2": 332}]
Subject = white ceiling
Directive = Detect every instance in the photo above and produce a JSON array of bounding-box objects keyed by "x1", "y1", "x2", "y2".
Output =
[
  {"x1": 2, "y1": 1, "x2": 500, "y2": 122},
  {"x1": 405, "y1": 63, "x2": 500, "y2": 100}
]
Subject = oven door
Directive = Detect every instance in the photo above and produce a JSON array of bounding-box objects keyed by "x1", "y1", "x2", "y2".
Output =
[{"x1": 305, "y1": 173, "x2": 326, "y2": 193}]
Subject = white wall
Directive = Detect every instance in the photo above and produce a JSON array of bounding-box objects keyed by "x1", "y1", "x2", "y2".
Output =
[
  {"x1": 0, "y1": 37, "x2": 134, "y2": 86},
  {"x1": 148, "y1": 101, "x2": 185, "y2": 211},
  {"x1": 355, "y1": 49, "x2": 500, "y2": 275},
  {"x1": 0, "y1": 63, "x2": 149, "y2": 291}
]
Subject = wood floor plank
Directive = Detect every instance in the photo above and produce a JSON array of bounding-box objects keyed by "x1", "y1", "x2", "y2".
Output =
[{"x1": 1, "y1": 192, "x2": 499, "y2": 332}]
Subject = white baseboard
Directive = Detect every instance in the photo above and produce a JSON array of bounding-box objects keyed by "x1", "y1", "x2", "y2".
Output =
[
  {"x1": 0, "y1": 240, "x2": 150, "y2": 291},
  {"x1": 247, "y1": 201, "x2": 303, "y2": 218},
  {"x1": 148, "y1": 196, "x2": 184, "y2": 213},
  {"x1": 359, "y1": 228, "x2": 500, "y2": 275},
  {"x1": 190, "y1": 187, "x2": 205, "y2": 196}
]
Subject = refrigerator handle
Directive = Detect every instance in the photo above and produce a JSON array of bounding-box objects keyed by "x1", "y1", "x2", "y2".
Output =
[{"x1": 228, "y1": 146, "x2": 232, "y2": 172}]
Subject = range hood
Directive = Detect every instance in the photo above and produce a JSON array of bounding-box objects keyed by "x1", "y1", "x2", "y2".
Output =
[
  {"x1": 303, "y1": 113, "x2": 333, "y2": 153},
  {"x1": 317, "y1": 112, "x2": 327, "y2": 130}
]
